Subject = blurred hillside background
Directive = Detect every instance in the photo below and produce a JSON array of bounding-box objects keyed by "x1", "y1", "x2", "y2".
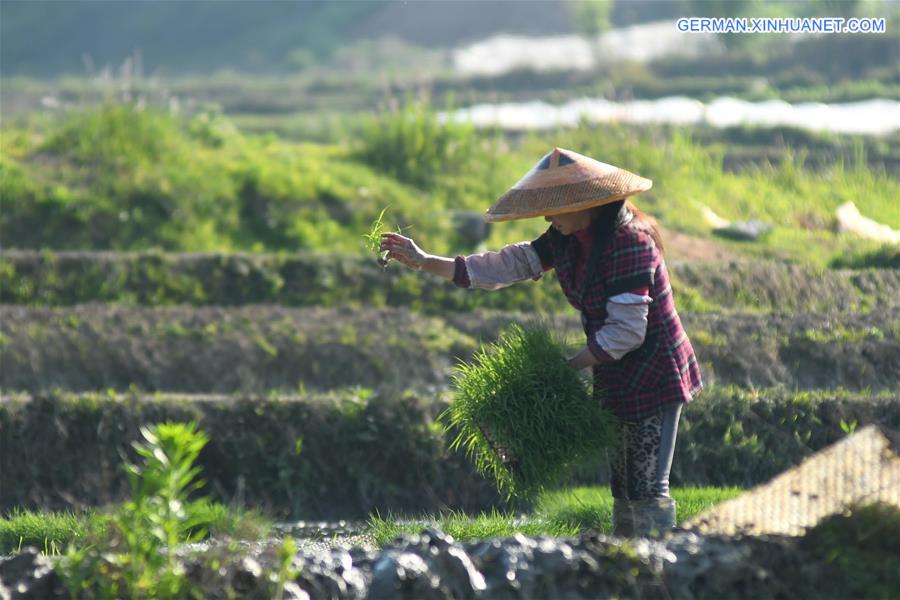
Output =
[
  {"x1": 1, "y1": 0, "x2": 898, "y2": 263},
  {"x1": 1, "y1": 0, "x2": 899, "y2": 522}
]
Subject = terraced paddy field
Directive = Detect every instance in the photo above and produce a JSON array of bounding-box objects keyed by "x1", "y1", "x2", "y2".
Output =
[
  {"x1": 2, "y1": 109, "x2": 898, "y2": 597},
  {"x1": 1, "y1": 242, "x2": 898, "y2": 595},
  {"x1": 3, "y1": 386, "x2": 897, "y2": 518},
  {"x1": 2, "y1": 302, "x2": 897, "y2": 394},
  {"x1": 4, "y1": 251, "x2": 899, "y2": 313}
]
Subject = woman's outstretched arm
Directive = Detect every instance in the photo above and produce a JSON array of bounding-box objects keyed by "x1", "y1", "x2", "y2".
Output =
[
  {"x1": 380, "y1": 232, "x2": 455, "y2": 280},
  {"x1": 381, "y1": 232, "x2": 548, "y2": 290}
]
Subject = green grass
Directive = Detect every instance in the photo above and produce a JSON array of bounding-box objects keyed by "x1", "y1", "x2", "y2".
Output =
[
  {"x1": 799, "y1": 325, "x2": 886, "y2": 344},
  {"x1": 0, "y1": 504, "x2": 273, "y2": 556},
  {"x1": 537, "y1": 485, "x2": 743, "y2": 531},
  {"x1": 355, "y1": 96, "x2": 478, "y2": 189},
  {"x1": 521, "y1": 127, "x2": 900, "y2": 268},
  {"x1": 368, "y1": 485, "x2": 744, "y2": 546},
  {"x1": 368, "y1": 508, "x2": 582, "y2": 546},
  {"x1": 1, "y1": 101, "x2": 897, "y2": 267},
  {"x1": 0, "y1": 508, "x2": 108, "y2": 556}
]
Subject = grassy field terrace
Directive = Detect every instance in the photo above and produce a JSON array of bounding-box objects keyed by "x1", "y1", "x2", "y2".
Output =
[
  {"x1": 1, "y1": 303, "x2": 897, "y2": 394},
  {"x1": 2, "y1": 387, "x2": 897, "y2": 519},
  {"x1": 2, "y1": 251, "x2": 899, "y2": 311}
]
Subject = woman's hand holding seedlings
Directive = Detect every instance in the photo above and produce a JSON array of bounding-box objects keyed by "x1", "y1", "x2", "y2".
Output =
[
  {"x1": 380, "y1": 232, "x2": 427, "y2": 270},
  {"x1": 567, "y1": 345, "x2": 615, "y2": 370},
  {"x1": 380, "y1": 233, "x2": 455, "y2": 281}
]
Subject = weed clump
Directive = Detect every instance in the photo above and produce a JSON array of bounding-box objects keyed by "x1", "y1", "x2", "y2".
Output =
[
  {"x1": 356, "y1": 96, "x2": 476, "y2": 189},
  {"x1": 440, "y1": 322, "x2": 618, "y2": 498},
  {"x1": 57, "y1": 422, "x2": 220, "y2": 599}
]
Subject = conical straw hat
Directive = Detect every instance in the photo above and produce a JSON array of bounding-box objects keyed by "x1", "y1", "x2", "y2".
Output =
[{"x1": 485, "y1": 148, "x2": 653, "y2": 223}]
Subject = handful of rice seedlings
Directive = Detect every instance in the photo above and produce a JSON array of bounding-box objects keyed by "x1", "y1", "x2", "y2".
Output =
[{"x1": 439, "y1": 322, "x2": 618, "y2": 498}]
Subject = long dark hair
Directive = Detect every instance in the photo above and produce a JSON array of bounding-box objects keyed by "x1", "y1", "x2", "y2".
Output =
[{"x1": 590, "y1": 199, "x2": 664, "y2": 253}]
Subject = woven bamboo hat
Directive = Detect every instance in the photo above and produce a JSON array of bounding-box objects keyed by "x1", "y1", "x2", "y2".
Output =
[{"x1": 485, "y1": 148, "x2": 652, "y2": 223}]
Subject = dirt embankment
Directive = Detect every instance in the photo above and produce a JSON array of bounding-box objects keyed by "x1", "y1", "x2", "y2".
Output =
[
  {"x1": 2, "y1": 305, "x2": 896, "y2": 394},
  {"x1": 2, "y1": 389, "x2": 897, "y2": 517},
  {"x1": 3, "y1": 251, "x2": 898, "y2": 314}
]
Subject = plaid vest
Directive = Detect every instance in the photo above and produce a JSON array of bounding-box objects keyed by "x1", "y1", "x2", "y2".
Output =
[{"x1": 532, "y1": 212, "x2": 702, "y2": 422}]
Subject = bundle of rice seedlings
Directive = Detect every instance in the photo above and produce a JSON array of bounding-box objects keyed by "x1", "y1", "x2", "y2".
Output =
[{"x1": 439, "y1": 322, "x2": 618, "y2": 498}]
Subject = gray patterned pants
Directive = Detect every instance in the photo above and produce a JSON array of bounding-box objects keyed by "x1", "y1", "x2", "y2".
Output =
[{"x1": 607, "y1": 402, "x2": 682, "y2": 499}]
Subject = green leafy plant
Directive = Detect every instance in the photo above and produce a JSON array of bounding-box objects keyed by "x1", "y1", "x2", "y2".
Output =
[
  {"x1": 57, "y1": 421, "x2": 215, "y2": 599},
  {"x1": 270, "y1": 535, "x2": 300, "y2": 600},
  {"x1": 840, "y1": 418, "x2": 858, "y2": 434},
  {"x1": 439, "y1": 322, "x2": 619, "y2": 498}
]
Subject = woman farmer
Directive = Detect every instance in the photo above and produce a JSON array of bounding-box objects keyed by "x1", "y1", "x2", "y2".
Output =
[{"x1": 379, "y1": 147, "x2": 702, "y2": 537}]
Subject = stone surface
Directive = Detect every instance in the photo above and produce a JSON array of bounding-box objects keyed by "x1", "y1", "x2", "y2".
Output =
[
  {"x1": 836, "y1": 201, "x2": 900, "y2": 244},
  {"x1": 1, "y1": 500, "x2": 893, "y2": 599},
  {"x1": 713, "y1": 220, "x2": 772, "y2": 241},
  {"x1": 0, "y1": 549, "x2": 66, "y2": 600}
]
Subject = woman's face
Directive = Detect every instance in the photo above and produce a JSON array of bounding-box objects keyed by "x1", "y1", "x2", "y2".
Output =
[{"x1": 545, "y1": 209, "x2": 593, "y2": 236}]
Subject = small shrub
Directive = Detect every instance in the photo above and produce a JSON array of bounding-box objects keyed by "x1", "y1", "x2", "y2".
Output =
[
  {"x1": 42, "y1": 103, "x2": 182, "y2": 168},
  {"x1": 57, "y1": 421, "x2": 215, "y2": 599},
  {"x1": 270, "y1": 535, "x2": 300, "y2": 600},
  {"x1": 439, "y1": 322, "x2": 618, "y2": 498},
  {"x1": 356, "y1": 96, "x2": 476, "y2": 188}
]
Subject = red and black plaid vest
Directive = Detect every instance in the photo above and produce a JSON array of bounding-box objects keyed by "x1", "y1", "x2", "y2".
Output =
[{"x1": 531, "y1": 210, "x2": 703, "y2": 422}]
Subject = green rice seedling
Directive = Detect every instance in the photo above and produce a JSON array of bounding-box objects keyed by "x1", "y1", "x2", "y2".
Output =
[
  {"x1": 362, "y1": 205, "x2": 413, "y2": 268},
  {"x1": 439, "y1": 322, "x2": 618, "y2": 499},
  {"x1": 0, "y1": 505, "x2": 268, "y2": 557},
  {"x1": 363, "y1": 206, "x2": 389, "y2": 252},
  {"x1": 437, "y1": 508, "x2": 579, "y2": 542},
  {"x1": 362, "y1": 206, "x2": 392, "y2": 267},
  {"x1": 367, "y1": 511, "x2": 415, "y2": 546}
]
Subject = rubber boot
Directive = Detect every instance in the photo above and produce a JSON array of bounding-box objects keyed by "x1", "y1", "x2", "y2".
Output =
[
  {"x1": 631, "y1": 496, "x2": 677, "y2": 538},
  {"x1": 611, "y1": 498, "x2": 634, "y2": 537}
]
